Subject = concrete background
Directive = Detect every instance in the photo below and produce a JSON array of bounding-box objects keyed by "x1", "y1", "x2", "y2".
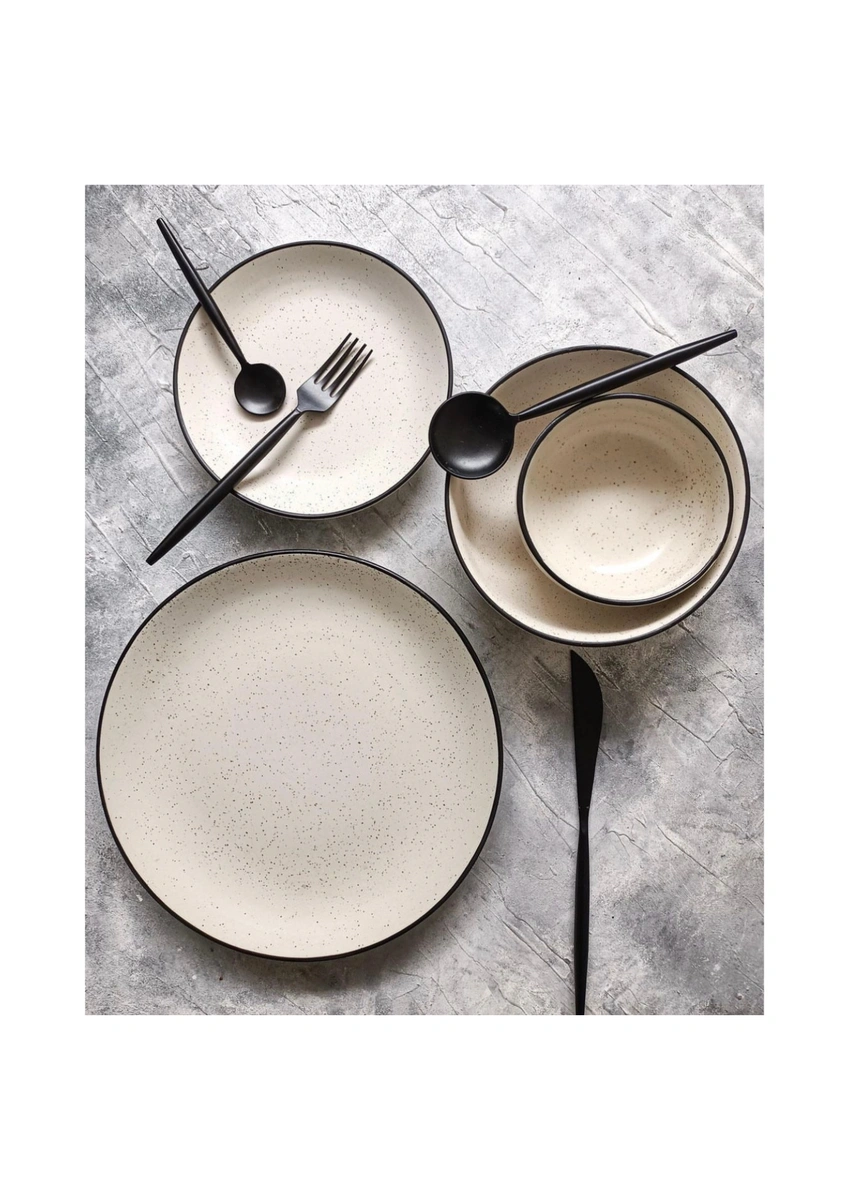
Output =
[{"x1": 86, "y1": 184, "x2": 763, "y2": 1015}]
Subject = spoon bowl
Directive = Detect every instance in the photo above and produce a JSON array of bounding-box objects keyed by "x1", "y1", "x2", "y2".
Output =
[
  {"x1": 429, "y1": 391, "x2": 516, "y2": 478},
  {"x1": 234, "y1": 361, "x2": 287, "y2": 416}
]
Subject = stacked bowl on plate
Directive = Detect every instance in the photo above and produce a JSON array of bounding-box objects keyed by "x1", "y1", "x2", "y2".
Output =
[{"x1": 446, "y1": 345, "x2": 750, "y2": 646}]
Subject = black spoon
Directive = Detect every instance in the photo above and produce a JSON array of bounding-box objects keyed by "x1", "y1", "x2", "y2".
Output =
[
  {"x1": 428, "y1": 328, "x2": 737, "y2": 479},
  {"x1": 157, "y1": 218, "x2": 286, "y2": 417}
]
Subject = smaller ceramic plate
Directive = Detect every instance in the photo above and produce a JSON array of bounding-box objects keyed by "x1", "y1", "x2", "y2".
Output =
[
  {"x1": 174, "y1": 242, "x2": 452, "y2": 518},
  {"x1": 518, "y1": 394, "x2": 733, "y2": 606}
]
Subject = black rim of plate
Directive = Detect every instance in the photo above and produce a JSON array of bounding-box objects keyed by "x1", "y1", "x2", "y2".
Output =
[
  {"x1": 96, "y1": 550, "x2": 503, "y2": 963},
  {"x1": 516, "y1": 392, "x2": 736, "y2": 607},
  {"x1": 172, "y1": 239, "x2": 454, "y2": 520},
  {"x1": 445, "y1": 344, "x2": 752, "y2": 646}
]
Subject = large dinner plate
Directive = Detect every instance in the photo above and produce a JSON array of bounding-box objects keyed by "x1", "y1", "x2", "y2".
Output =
[
  {"x1": 447, "y1": 346, "x2": 750, "y2": 646},
  {"x1": 174, "y1": 241, "x2": 452, "y2": 518},
  {"x1": 97, "y1": 552, "x2": 501, "y2": 959}
]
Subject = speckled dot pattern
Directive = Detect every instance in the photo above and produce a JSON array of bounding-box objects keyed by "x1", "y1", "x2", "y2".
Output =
[
  {"x1": 448, "y1": 347, "x2": 749, "y2": 644},
  {"x1": 520, "y1": 395, "x2": 732, "y2": 605},
  {"x1": 175, "y1": 243, "x2": 450, "y2": 516},
  {"x1": 97, "y1": 553, "x2": 501, "y2": 959}
]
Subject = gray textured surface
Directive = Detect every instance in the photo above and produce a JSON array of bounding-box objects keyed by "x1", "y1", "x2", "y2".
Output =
[{"x1": 86, "y1": 184, "x2": 763, "y2": 1015}]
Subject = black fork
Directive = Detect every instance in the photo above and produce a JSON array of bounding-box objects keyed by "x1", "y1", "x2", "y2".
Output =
[{"x1": 147, "y1": 334, "x2": 372, "y2": 565}]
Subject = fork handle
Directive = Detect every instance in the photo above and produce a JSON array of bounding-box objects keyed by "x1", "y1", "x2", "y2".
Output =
[
  {"x1": 157, "y1": 218, "x2": 248, "y2": 369},
  {"x1": 574, "y1": 813, "x2": 590, "y2": 1015},
  {"x1": 146, "y1": 409, "x2": 303, "y2": 565}
]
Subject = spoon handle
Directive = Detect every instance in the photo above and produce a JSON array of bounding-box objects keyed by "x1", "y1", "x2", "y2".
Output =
[
  {"x1": 146, "y1": 408, "x2": 303, "y2": 565},
  {"x1": 516, "y1": 329, "x2": 737, "y2": 423},
  {"x1": 157, "y1": 217, "x2": 248, "y2": 369}
]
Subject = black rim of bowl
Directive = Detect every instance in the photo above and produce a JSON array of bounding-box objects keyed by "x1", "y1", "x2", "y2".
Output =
[
  {"x1": 96, "y1": 550, "x2": 503, "y2": 963},
  {"x1": 516, "y1": 392, "x2": 735, "y2": 607},
  {"x1": 445, "y1": 344, "x2": 751, "y2": 647},
  {"x1": 172, "y1": 240, "x2": 454, "y2": 520}
]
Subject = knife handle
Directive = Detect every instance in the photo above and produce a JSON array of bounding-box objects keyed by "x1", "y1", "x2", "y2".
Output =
[{"x1": 574, "y1": 816, "x2": 590, "y2": 1015}]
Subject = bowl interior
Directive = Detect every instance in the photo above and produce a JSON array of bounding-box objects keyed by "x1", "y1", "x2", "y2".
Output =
[
  {"x1": 447, "y1": 346, "x2": 749, "y2": 646},
  {"x1": 519, "y1": 395, "x2": 732, "y2": 605}
]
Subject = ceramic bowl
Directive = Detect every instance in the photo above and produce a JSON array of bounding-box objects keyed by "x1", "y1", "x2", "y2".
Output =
[
  {"x1": 517, "y1": 393, "x2": 733, "y2": 606},
  {"x1": 446, "y1": 344, "x2": 750, "y2": 646}
]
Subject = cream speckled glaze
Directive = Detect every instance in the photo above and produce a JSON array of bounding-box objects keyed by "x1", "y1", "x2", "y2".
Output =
[
  {"x1": 97, "y1": 552, "x2": 501, "y2": 959},
  {"x1": 174, "y1": 242, "x2": 451, "y2": 517},
  {"x1": 518, "y1": 394, "x2": 733, "y2": 606},
  {"x1": 447, "y1": 346, "x2": 750, "y2": 646}
]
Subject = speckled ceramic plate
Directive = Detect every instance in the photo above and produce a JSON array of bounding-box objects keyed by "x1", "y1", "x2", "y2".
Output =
[
  {"x1": 174, "y1": 241, "x2": 452, "y2": 518},
  {"x1": 517, "y1": 393, "x2": 733, "y2": 606},
  {"x1": 447, "y1": 346, "x2": 750, "y2": 645},
  {"x1": 97, "y1": 552, "x2": 501, "y2": 960}
]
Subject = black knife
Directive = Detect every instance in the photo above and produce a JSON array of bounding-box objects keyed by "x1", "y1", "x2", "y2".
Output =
[{"x1": 570, "y1": 651, "x2": 604, "y2": 1016}]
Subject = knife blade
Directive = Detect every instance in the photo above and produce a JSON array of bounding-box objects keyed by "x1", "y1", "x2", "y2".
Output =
[{"x1": 570, "y1": 650, "x2": 604, "y2": 1015}]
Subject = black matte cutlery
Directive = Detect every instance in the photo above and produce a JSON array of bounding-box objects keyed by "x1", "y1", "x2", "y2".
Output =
[
  {"x1": 428, "y1": 328, "x2": 737, "y2": 479},
  {"x1": 157, "y1": 217, "x2": 287, "y2": 416},
  {"x1": 146, "y1": 334, "x2": 372, "y2": 565},
  {"x1": 570, "y1": 651, "x2": 604, "y2": 1015}
]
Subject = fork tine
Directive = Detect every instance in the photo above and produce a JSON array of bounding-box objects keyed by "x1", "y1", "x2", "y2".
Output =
[
  {"x1": 332, "y1": 347, "x2": 373, "y2": 398},
  {"x1": 317, "y1": 337, "x2": 359, "y2": 389},
  {"x1": 311, "y1": 333, "x2": 354, "y2": 383},
  {"x1": 322, "y1": 340, "x2": 363, "y2": 391},
  {"x1": 327, "y1": 344, "x2": 368, "y2": 396}
]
